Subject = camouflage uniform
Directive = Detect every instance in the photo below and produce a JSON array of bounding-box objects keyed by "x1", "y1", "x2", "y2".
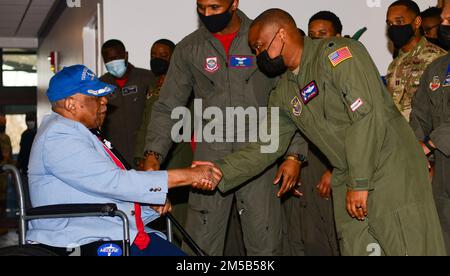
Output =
[{"x1": 386, "y1": 37, "x2": 446, "y2": 121}]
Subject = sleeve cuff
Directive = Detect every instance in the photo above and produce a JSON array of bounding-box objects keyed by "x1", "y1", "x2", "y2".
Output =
[{"x1": 347, "y1": 178, "x2": 373, "y2": 191}]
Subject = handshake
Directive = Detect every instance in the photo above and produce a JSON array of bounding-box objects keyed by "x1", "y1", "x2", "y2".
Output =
[
  {"x1": 189, "y1": 161, "x2": 223, "y2": 191},
  {"x1": 165, "y1": 161, "x2": 223, "y2": 191}
]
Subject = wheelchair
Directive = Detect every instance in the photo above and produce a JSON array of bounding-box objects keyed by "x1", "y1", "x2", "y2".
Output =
[{"x1": 0, "y1": 164, "x2": 206, "y2": 256}]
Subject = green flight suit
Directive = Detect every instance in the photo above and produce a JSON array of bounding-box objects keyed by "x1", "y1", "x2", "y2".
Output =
[
  {"x1": 283, "y1": 142, "x2": 340, "y2": 256},
  {"x1": 410, "y1": 54, "x2": 450, "y2": 254},
  {"x1": 216, "y1": 37, "x2": 446, "y2": 256},
  {"x1": 100, "y1": 64, "x2": 156, "y2": 166},
  {"x1": 145, "y1": 10, "x2": 305, "y2": 256}
]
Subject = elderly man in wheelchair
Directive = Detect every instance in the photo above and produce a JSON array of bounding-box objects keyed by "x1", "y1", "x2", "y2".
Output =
[{"x1": 9, "y1": 65, "x2": 221, "y2": 256}]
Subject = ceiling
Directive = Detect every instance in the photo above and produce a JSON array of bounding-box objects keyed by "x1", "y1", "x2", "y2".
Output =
[{"x1": 0, "y1": 0, "x2": 56, "y2": 38}]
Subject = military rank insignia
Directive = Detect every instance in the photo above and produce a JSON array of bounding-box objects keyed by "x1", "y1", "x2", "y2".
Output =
[
  {"x1": 328, "y1": 47, "x2": 353, "y2": 67},
  {"x1": 291, "y1": 96, "x2": 303, "y2": 117},
  {"x1": 430, "y1": 76, "x2": 441, "y2": 91},
  {"x1": 300, "y1": 81, "x2": 319, "y2": 104}
]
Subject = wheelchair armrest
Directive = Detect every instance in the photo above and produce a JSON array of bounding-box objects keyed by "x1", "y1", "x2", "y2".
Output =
[{"x1": 26, "y1": 204, "x2": 118, "y2": 217}]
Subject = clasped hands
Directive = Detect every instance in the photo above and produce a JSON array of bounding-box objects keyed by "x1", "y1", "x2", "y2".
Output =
[{"x1": 190, "y1": 161, "x2": 223, "y2": 191}]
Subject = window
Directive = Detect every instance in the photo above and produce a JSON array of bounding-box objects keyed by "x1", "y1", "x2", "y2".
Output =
[{"x1": 2, "y1": 49, "x2": 37, "y2": 87}]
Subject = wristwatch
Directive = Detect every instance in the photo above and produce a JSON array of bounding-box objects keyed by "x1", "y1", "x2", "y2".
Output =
[
  {"x1": 144, "y1": 150, "x2": 163, "y2": 163},
  {"x1": 285, "y1": 154, "x2": 306, "y2": 164}
]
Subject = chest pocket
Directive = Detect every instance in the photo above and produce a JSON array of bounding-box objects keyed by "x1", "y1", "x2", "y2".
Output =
[{"x1": 191, "y1": 58, "x2": 218, "y2": 97}]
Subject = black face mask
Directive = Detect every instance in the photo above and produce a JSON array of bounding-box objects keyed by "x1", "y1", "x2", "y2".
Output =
[
  {"x1": 151, "y1": 58, "x2": 170, "y2": 76},
  {"x1": 256, "y1": 32, "x2": 287, "y2": 78},
  {"x1": 388, "y1": 24, "x2": 415, "y2": 49},
  {"x1": 0, "y1": 126, "x2": 5, "y2": 133},
  {"x1": 198, "y1": 1, "x2": 234, "y2": 33},
  {"x1": 438, "y1": 25, "x2": 450, "y2": 50}
]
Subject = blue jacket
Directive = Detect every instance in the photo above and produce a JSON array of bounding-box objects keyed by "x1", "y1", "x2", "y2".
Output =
[{"x1": 27, "y1": 112, "x2": 168, "y2": 248}]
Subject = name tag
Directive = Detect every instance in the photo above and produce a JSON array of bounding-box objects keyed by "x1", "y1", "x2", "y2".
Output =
[
  {"x1": 444, "y1": 64, "x2": 450, "y2": 87},
  {"x1": 122, "y1": 85, "x2": 138, "y2": 96},
  {"x1": 229, "y1": 55, "x2": 254, "y2": 68}
]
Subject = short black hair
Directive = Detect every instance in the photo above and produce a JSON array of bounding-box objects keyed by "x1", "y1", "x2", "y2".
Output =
[
  {"x1": 102, "y1": 39, "x2": 126, "y2": 52},
  {"x1": 252, "y1": 8, "x2": 297, "y2": 30},
  {"x1": 389, "y1": 0, "x2": 421, "y2": 17},
  {"x1": 421, "y1": 7, "x2": 442, "y2": 20},
  {"x1": 153, "y1": 39, "x2": 176, "y2": 52},
  {"x1": 308, "y1": 11, "x2": 343, "y2": 35}
]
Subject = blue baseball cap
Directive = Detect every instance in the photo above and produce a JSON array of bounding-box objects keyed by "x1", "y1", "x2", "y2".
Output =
[{"x1": 47, "y1": 65, "x2": 116, "y2": 102}]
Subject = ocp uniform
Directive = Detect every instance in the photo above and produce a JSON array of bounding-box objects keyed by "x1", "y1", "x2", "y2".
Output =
[
  {"x1": 216, "y1": 37, "x2": 446, "y2": 256},
  {"x1": 386, "y1": 37, "x2": 446, "y2": 121},
  {"x1": 410, "y1": 54, "x2": 450, "y2": 254}
]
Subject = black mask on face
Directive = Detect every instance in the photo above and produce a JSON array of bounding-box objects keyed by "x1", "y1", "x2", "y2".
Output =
[
  {"x1": 0, "y1": 126, "x2": 5, "y2": 133},
  {"x1": 198, "y1": 1, "x2": 234, "y2": 33},
  {"x1": 256, "y1": 32, "x2": 287, "y2": 78},
  {"x1": 438, "y1": 25, "x2": 450, "y2": 50},
  {"x1": 388, "y1": 24, "x2": 415, "y2": 49},
  {"x1": 151, "y1": 58, "x2": 170, "y2": 76}
]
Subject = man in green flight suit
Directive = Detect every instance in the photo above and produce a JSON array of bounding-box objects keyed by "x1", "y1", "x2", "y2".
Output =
[
  {"x1": 210, "y1": 8, "x2": 446, "y2": 256},
  {"x1": 142, "y1": 0, "x2": 304, "y2": 256},
  {"x1": 410, "y1": 2, "x2": 450, "y2": 255}
]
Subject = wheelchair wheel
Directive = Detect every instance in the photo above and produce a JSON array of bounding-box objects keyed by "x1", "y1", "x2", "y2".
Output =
[{"x1": 0, "y1": 245, "x2": 59, "y2": 256}]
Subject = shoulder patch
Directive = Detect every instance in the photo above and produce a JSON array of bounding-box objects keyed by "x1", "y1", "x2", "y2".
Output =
[{"x1": 328, "y1": 46, "x2": 353, "y2": 67}]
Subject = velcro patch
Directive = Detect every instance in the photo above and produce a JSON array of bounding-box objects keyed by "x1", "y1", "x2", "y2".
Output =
[
  {"x1": 328, "y1": 47, "x2": 353, "y2": 67},
  {"x1": 300, "y1": 81, "x2": 319, "y2": 104},
  {"x1": 229, "y1": 56, "x2": 254, "y2": 68},
  {"x1": 350, "y1": 98, "x2": 364, "y2": 112},
  {"x1": 122, "y1": 85, "x2": 138, "y2": 96}
]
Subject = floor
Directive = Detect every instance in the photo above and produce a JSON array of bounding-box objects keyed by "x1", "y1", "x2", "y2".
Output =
[{"x1": 0, "y1": 229, "x2": 18, "y2": 248}]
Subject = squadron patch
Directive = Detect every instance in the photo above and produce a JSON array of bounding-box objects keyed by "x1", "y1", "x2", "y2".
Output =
[
  {"x1": 328, "y1": 47, "x2": 353, "y2": 67},
  {"x1": 205, "y1": 57, "x2": 220, "y2": 73},
  {"x1": 291, "y1": 96, "x2": 303, "y2": 117},
  {"x1": 300, "y1": 81, "x2": 319, "y2": 104},
  {"x1": 430, "y1": 76, "x2": 441, "y2": 91}
]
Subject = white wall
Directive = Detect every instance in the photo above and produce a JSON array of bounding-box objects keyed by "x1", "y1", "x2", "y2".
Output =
[
  {"x1": 103, "y1": 0, "x2": 438, "y2": 75},
  {"x1": 37, "y1": 0, "x2": 101, "y2": 124}
]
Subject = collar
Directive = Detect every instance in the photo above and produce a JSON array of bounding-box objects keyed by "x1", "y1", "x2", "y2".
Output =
[
  {"x1": 399, "y1": 36, "x2": 427, "y2": 57},
  {"x1": 287, "y1": 36, "x2": 315, "y2": 82}
]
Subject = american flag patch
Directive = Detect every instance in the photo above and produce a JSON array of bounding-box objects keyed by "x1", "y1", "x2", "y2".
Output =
[
  {"x1": 350, "y1": 98, "x2": 364, "y2": 112},
  {"x1": 328, "y1": 47, "x2": 353, "y2": 67}
]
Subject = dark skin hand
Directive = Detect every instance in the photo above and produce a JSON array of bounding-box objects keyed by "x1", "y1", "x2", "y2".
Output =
[
  {"x1": 317, "y1": 169, "x2": 332, "y2": 199},
  {"x1": 274, "y1": 159, "x2": 302, "y2": 198},
  {"x1": 142, "y1": 154, "x2": 160, "y2": 171},
  {"x1": 346, "y1": 190, "x2": 369, "y2": 220}
]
